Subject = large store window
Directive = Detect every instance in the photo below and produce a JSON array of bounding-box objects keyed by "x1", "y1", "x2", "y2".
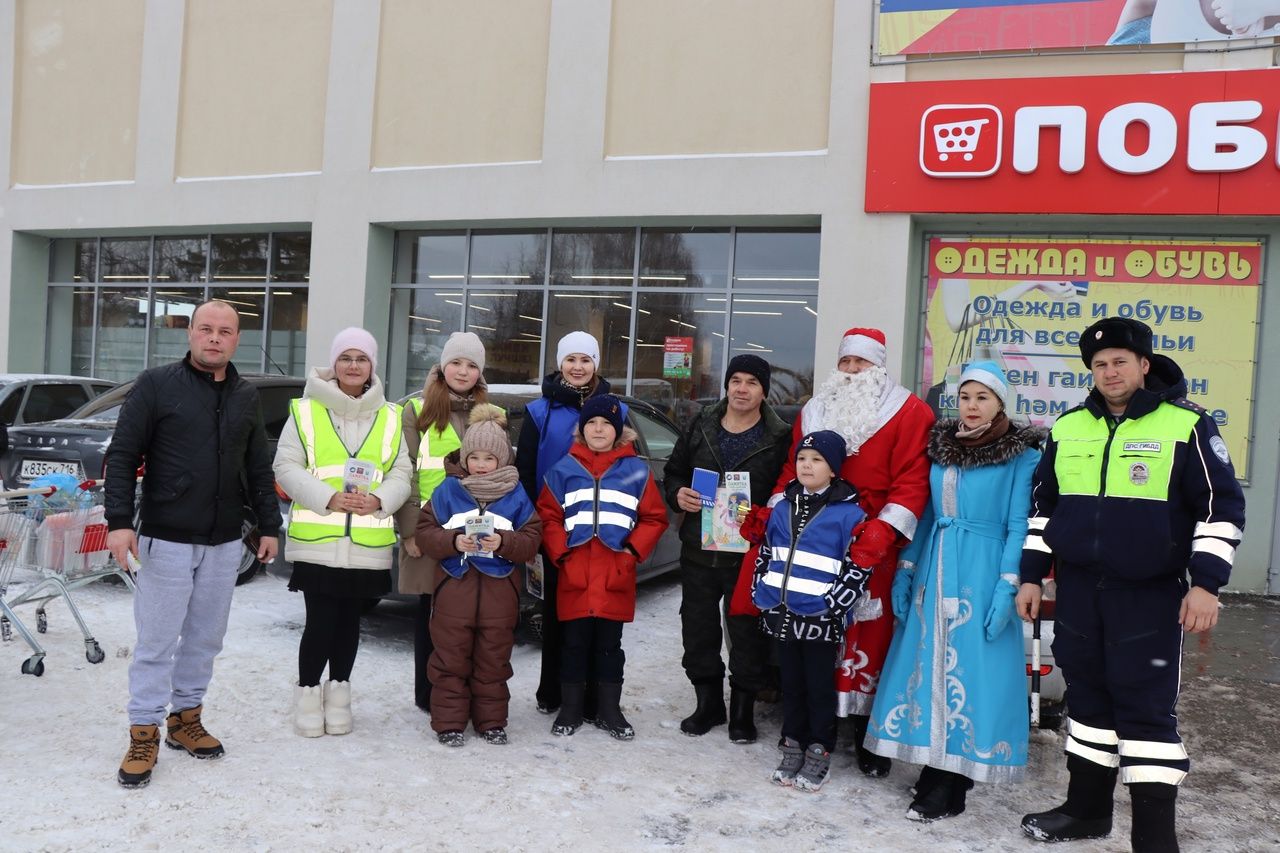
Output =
[
  {"x1": 389, "y1": 226, "x2": 819, "y2": 427},
  {"x1": 46, "y1": 233, "x2": 311, "y2": 382}
]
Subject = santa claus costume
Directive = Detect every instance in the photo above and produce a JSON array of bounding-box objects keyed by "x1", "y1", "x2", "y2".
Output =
[{"x1": 770, "y1": 327, "x2": 933, "y2": 777}]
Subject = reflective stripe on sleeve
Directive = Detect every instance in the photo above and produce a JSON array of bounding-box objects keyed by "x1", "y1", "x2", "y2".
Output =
[
  {"x1": 1023, "y1": 534, "x2": 1052, "y2": 554},
  {"x1": 1194, "y1": 521, "x2": 1243, "y2": 541},
  {"x1": 1190, "y1": 538, "x2": 1235, "y2": 563},
  {"x1": 1026, "y1": 516, "x2": 1049, "y2": 531}
]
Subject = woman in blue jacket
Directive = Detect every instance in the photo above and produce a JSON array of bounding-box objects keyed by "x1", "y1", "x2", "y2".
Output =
[
  {"x1": 866, "y1": 362, "x2": 1044, "y2": 821},
  {"x1": 515, "y1": 331, "x2": 621, "y2": 715}
]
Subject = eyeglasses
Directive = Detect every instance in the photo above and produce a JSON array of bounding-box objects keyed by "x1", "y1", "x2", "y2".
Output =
[{"x1": 336, "y1": 355, "x2": 371, "y2": 366}]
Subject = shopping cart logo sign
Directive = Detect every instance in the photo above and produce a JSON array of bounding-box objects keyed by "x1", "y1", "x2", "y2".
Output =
[{"x1": 920, "y1": 104, "x2": 1002, "y2": 178}]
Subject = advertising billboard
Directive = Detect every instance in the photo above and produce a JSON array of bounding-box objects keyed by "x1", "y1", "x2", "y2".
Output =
[
  {"x1": 876, "y1": 0, "x2": 1280, "y2": 58},
  {"x1": 921, "y1": 235, "x2": 1262, "y2": 473}
]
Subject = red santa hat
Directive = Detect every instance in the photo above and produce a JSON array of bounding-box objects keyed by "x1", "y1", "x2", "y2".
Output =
[{"x1": 837, "y1": 327, "x2": 887, "y2": 367}]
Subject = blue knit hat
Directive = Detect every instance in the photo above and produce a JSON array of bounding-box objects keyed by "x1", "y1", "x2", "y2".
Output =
[
  {"x1": 796, "y1": 429, "x2": 846, "y2": 474},
  {"x1": 958, "y1": 360, "x2": 1010, "y2": 409},
  {"x1": 579, "y1": 394, "x2": 626, "y2": 438}
]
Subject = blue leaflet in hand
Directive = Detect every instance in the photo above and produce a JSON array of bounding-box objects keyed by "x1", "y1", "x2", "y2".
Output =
[{"x1": 691, "y1": 468, "x2": 719, "y2": 508}]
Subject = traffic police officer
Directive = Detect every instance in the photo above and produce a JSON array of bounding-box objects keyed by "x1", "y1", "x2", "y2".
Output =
[{"x1": 1015, "y1": 316, "x2": 1245, "y2": 852}]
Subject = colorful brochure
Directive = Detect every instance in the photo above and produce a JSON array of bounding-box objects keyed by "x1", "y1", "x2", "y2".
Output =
[{"x1": 700, "y1": 471, "x2": 751, "y2": 553}]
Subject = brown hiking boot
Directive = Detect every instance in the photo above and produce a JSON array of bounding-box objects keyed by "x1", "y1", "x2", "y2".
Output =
[
  {"x1": 165, "y1": 705, "x2": 225, "y2": 759},
  {"x1": 118, "y1": 724, "x2": 160, "y2": 788}
]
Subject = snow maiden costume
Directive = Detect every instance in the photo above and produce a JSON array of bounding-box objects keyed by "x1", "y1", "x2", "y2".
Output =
[{"x1": 866, "y1": 362, "x2": 1044, "y2": 819}]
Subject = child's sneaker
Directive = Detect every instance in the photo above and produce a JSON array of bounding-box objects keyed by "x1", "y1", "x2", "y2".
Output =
[
  {"x1": 793, "y1": 743, "x2": 831, "y2": 792},
  {"x1": 771, "y1": 737, "x2": 805, "y2": 786},
  {"x1": 481, "y1": 727, "x2": 508, "y2": 745},
  {"x1": 436, "y1": 730, "x2": 466, "y2": 747}
]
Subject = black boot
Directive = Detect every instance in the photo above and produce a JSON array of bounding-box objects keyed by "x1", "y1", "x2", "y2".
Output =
[
  {"x1": 851, "y1": 714, "x2": 891, "y2": 778},
  {"x1": 727, "y1": 686, "x2": 757, "y2": 744},
  {"x1": 906, "y1": 768, "x2": 972, "y2": 821},
  {"x1": 583, "y1": 681, "x2": 599, "y2": 725},
  {"x1": 1130, "y1": 783, "x2": 1179, "y2": 853},
  {"x1": 551, "y1": 682, "x2": 585, "y2": 736},
  {"x1": 594, "y1": 681, "x2": 634, "y2": 740},
  {"x1": 1022, "y1": 755, "x2": 1117, "y2": 842},
  {"x1": 680, "y1": 681, "x2": 727, "y2": 736}
]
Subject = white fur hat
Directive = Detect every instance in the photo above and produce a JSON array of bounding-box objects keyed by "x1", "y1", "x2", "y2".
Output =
[{"x1": 837, "y1": 327, "x2": 887, "y2": 367}]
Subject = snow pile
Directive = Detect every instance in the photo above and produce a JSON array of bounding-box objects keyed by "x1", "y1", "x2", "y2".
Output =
[{"x1": 1, "y1": 575, "x2": 1274, "y2": 851}]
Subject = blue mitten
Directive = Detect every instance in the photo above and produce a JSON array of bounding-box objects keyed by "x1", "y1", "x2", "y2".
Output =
[
  {"x1": 891, "y1": 568, "x2": 914, "y2": 621},
  {"x1": 984, "y1": 579, "x2": 1018, "y2": 641}
]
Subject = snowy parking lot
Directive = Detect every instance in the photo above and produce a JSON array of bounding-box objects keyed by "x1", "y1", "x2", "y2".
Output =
[{"x1": 2, "y1": 572, "x2": 1278, "y2": 852}]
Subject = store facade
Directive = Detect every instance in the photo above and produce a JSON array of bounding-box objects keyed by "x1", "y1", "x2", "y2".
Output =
[{"x1": 1, "y1": 0, "x2": 1277, "y2": 590}]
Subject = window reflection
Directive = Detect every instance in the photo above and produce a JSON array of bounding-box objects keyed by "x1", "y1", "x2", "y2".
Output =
[
  {"x1": 95, "y1": 288, "x2": 149, "y2": 382},
  {"x1": 470, "y1": 231, "x2": 546, "y2": 286},
  {"x1": 212, "y1": 287, "x2": 266, "y2": 374},
  {"x1": 271, "y1": 233, "x2": 311, "y2": 283},
  {"x1": 733, "y1": 229, "x2": 821, "y2": 288},
  {"x1": 154, "y1": 237, "x2": 208, "y2": 282},
  {"x1": 409, "y1": 232, "x2": 466, "y2": 284},
  {"x1": 729, "y1": 294, "x2": 817, "y2": 413},
  {"x1": 45, "y1": 287, "x2": 95, "y2": 376},
  {"x1": 551, "y1": 229, "x2": 635, "y2": 287},
  {"x1": 212, "y1": 234, "x2": 268, "y2": 281},
  {"x1": 387, "y1": 290, "x2": 463, "y2": 398},
  {"x1": 543, "y1": 291, "x2": 631, "y2": 383},
  {"x1": 466, "y1": 290, "x2": 544, "y2": 386},
  {"x1": 639, "y1": 228, "x2": 730, "y2": 289},
  {"x1": 269, "y1": 288, "x2": 308, "y2": 375},
  {"x1": 632, "y1": 292, "x2": 726, "y2": 427},
  {"x1": 148, "y1": 288, "x2": 202, "y2": 369},
  {"x1": 100, "y1": 239, "x2": 150, "y2": 282}
]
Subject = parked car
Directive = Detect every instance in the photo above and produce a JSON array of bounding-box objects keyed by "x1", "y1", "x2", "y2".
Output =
[
  {"x1": 0, "y1": 372, "x2": 305, "y2": 585},
  {"x1": 270, "y1": 386, "x2": 688, "y2": 607},
  {"x1": 0, "y1": 374, "x2": 114, "y2": 433},
  {"x1": 1024, "y1": 576, "x2": 1067, "y2": 729}
]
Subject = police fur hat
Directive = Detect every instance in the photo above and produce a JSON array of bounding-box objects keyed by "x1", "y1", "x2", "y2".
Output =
[{"x1": 1079, "y1": 316, "x2": 1153, "y2": 366}]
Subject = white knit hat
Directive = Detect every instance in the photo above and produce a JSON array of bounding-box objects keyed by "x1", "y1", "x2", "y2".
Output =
[
  {"x1": 837, "y1": 327, "x2": 887, "y2": 367},
  {"x1": 330, "y1": 327, "x2": 378, "y2": 372},
  {"x1": 556, "y1": 331, "x2": 600, "y2": 368},
  {"x1": 439, "y1": 331, "x2": 486, "y2": 374}
]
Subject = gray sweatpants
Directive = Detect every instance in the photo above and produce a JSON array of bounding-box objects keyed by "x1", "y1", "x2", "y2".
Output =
[{"x1": 127, "y1": 536, "x2": 242, "y2": 725}]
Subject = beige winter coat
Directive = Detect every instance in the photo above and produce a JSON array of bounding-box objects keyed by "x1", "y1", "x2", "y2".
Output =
[
  {"x1": 393, "y1": 370, "x2": 482, "y2": 595},
  {"x1": 273, "y1": 368, "x2": 413, "y2": 571}
]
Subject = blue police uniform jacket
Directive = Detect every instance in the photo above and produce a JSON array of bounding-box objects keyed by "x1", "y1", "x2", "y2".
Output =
[
  {"x1": 526, "y1": 395, "x2": 629, "y2": 497},
  {"x1": 753, "y1": 491, "x2": 865, "y2": 618},
  {"x1": 543, "y1": 454, "x2": 649, "y2": 552},
  {"x1": 429, "y1": 477, "x2": 537, "y2": 579}
]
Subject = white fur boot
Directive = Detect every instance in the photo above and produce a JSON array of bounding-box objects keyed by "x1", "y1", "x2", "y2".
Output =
[
  {"x1": 294, "y1": 684, "x2": 324, "y2": 737},
  {"x1": 323, "y1": 680, "x2": 352, "y2": 735}
]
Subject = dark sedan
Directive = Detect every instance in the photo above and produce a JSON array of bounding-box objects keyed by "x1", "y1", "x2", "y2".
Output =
[{"x1": 0, "y1": 372, "x2": 305, "y2": 584}]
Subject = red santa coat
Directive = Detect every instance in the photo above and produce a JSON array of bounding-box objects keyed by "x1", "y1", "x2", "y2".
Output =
[{"x1": 772, "y1": 389, "x2": 934, "y2": 716}]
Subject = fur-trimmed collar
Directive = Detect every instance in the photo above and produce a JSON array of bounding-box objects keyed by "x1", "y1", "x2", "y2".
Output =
[{"x1": 928, "y1": 420, "x2": 1047, "y2": 468}]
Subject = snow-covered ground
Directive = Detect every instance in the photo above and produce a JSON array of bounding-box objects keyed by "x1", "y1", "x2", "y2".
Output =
[{"x1": 2, "y1": 573, "x2": 1276, "y2": 852}]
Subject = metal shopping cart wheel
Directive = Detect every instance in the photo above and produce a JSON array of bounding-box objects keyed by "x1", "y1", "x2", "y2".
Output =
[
  {"x1": 21, "y1": 654, "x2": 44, "y2": 676},
  {"x1": 85, "y1": 638, "x2": 105, "y2": 664}
]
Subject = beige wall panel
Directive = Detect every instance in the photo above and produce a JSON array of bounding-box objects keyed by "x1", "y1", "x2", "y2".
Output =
[
  {"x1": 10, "y1": 0, "x2": 145, "y2": 185},
  {"x1": 905, "y1": 51, "x2": 1183, "y2": 82},
  {"x1": 606, "y1": 0, "x2": 833, "y2": 156},
  {"x1": 176, "y1": 0, "x2": 332, "y2": 178},
  {"x1": 372, "y1": 0, "x2": 551, "y2": 168}
]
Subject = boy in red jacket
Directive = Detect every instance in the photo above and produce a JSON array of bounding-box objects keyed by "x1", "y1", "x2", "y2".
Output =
[{"x1": 537, "y1": 395, "x2": 668, "y2": 740}]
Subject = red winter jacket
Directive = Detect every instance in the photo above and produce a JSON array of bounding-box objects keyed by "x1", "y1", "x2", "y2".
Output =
[{"x1": 536, "y1": 430, "x2": 668, "y2": 622}]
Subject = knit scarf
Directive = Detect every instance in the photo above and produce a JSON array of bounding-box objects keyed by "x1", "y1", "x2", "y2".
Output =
[
  {"x1": 557, "y1": 374, "x2": 593, "y2": 405},
  {"x1": 459, "y1": 466, "x2": 520, "y2": 503},
  {"x1": 953, "y1": 411, "x2": 1012, "y2": 448}
]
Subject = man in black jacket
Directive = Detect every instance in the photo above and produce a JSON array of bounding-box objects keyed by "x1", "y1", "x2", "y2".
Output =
[
  {"x1": 105, "y1": 300, "x2": 281, "y2": 789},
  {"x1": 664, "y1": 354, "x2": 792, "y2": 744}
]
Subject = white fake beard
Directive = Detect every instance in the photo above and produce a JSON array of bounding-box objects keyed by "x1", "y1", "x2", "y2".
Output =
[{"x1": 809, "y1": 366, "x2": 888, "y2": 454}]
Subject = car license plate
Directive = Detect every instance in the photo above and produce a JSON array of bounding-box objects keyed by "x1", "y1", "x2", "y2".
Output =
[{"x1": 19, "y1": 459, "x2": 83, "y2": 482}]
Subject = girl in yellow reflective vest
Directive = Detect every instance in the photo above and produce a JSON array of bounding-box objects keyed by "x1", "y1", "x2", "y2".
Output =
[
  {"x1": 273, "y1": 328, "x2": 412, "y2": 737},
  {"x1": 393, "y1": 332, "x2": 491, "y2": 714}
]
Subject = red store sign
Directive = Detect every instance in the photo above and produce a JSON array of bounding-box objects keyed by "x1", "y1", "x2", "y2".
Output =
[{"x1": 865, "y1": 69, "x2": 1280, "y2": 216}]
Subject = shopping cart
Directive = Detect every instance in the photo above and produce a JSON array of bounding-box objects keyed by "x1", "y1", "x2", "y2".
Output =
[
  {"x1": 932, "y1": 117, "x2": 988, "y2": 162},
  {"x1": 0, "y1": 479, "x2": 135, "y2": 676}
]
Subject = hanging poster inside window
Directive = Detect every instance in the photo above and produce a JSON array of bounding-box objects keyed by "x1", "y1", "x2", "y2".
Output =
[{"x1": 663, "y1": 336, "x2": 694, "y2": 379}]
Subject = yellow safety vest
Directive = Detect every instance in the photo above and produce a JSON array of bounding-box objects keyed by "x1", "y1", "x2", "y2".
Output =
[
  {"x1": 287, "y1": 398, "x2": 403, "y2": 547},
  {"x1": 409, "y1": 397, "x2": 462, "y2": 502},
  {"x1": 1051, "y1": 402, "x2": 1199, "y2": 500}
]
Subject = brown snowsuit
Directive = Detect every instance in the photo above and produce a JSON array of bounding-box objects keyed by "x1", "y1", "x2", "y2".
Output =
[{"x1": 416, "y1": 484, "x2": 541, "y2": 735}]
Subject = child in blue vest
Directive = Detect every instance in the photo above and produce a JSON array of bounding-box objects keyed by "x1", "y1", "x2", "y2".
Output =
[
  {"x1": 416, "y1": 406, "x2": 542, "y2": 747},
  {"x1": 753, "y1": 429, "x2": 870, "y2": 792},
  {"x1": 536, "y1": 395, "x2": 669, "y2": 740}
]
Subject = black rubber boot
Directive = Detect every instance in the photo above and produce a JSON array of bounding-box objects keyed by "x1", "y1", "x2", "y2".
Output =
[
  {"x1": 1130, "y1": 782, "x2": 1179, "y2": 853},
  {"x1": 679, "y1": 680, "x2": 727, "y2": 736},
  {"x1": 907, "y1": 769, "x2": 972, "y2": 821},
  {"x1": 727, "y1": 686, "x2": 757, "y2": 744},
  {"x1": 851, "y1": 714, "x2": 891, "y2": 777},
  {"x1": 594, "y1": 681, "x2": 635, "y2": 740},
  {"x1": 583, "y1": 681, "x2": 599, "y2": 725},
  {"x1": 1022, "y1": 755, "x2": 1117, "y2": 842},
  {"x1": 551, "y1": 682, "x2": 585, "y2": 736}
]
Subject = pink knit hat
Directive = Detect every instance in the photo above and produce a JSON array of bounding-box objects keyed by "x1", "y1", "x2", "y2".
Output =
[{"x1": 330, "y1": 327, "x2": 379, "y2": 372}]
